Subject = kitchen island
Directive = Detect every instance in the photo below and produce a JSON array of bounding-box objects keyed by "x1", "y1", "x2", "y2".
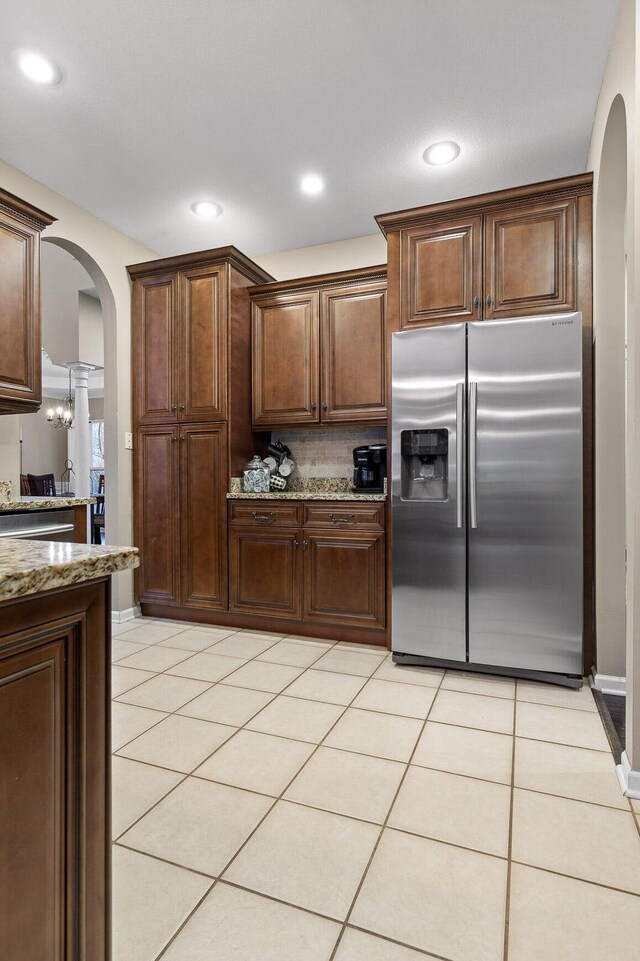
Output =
[
  {"x1": 0, "y1": 494, "x2": 96, "y2": 543},
  {"x1": 0, "y1": 538, "x2": 138, "y2": 961}
]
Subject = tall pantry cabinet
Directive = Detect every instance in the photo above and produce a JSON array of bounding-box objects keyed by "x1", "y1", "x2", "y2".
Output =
[{"x1": 128, "y1": 247, "x2": 274, "y2": 613}]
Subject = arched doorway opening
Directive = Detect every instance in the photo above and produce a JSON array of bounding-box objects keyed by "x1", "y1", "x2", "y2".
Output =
[
  {"x1": 593, "y1": 94, "x2": 628, "y2": 696},
  {"x1": 39, "y1": 237, "x2": 118, "y2": 545}
]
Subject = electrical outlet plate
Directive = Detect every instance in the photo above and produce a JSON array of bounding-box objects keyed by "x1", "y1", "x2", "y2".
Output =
[{"x1": 124, "y1": 432, "x2": 133, "y2": 450}]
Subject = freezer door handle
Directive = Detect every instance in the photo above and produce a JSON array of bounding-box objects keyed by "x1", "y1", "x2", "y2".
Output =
[
  {"x1": 456, "y1": 382, "x2": 464, "y2": 528},
  {"x1": 469, "y1": 381, "x2": 478, "y2": 528}
]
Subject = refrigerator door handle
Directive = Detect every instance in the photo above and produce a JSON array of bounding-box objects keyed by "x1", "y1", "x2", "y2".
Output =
[
  {"x1": 456, "y1": 382, "x2": 464, "y2": 528},
  {"x1": 469, "y1": 381, "x2": 478, "y2": 529}
]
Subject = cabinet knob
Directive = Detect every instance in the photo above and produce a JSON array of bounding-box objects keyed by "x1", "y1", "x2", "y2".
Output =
[
  {"x1": 311, "y1": 402, "x2": 317, "y2": 413},
  {"x1": 293, "y1": 538, "x2": 299, "y2": 549},
  {"x1": 171, "y1": 434, "x2": 177, "y2": 442},
  {"x1": 322, "y1": 402, "x2": 328, "y2": 411},
  {"x1": 302, "y1": 539, "x2": 308, "y2": 550},
  {"x1": 473, "y1": 296, "x2": 480, "y2": 309},
  {"x1": 179, "y1": 403, "x2": 185, "y2": 411},
  {"x1": 486, "y1": 295, "x2": 492, "y2": 308},
  {"x1": 171, "y1": 404, "x2": 177, "y2": 412}
]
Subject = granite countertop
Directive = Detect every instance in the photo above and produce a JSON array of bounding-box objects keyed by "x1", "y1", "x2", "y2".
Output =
[
  {"x1": 0, "y1": 496, "x2": 96, "y2": 512},
  {"x1": 227, "y1": 490, "x2": 386, "y2": 502},
  {"x1": 0, "y1": 539, "x2": 139, "y2": 603},
  {"x1": 227, "y1": 476, "x2": 386, "y2": 502}
]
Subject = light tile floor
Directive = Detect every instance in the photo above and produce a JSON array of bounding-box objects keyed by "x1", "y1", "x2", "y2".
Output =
[{"x1": 111, "y1": 617, "x2": 640, "y2": 961}]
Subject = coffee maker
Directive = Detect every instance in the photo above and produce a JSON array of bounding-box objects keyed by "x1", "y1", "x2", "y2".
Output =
[{"x1": 353, "y1": 444, "x2": 387, "y2": 493}]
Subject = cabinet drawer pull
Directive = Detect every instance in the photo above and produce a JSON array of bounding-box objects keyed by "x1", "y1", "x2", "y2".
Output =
[
  {"x1": 252, "y1": 511, "x2": 276, "y2": 522},
  {"x1": 328, "y1": 513, "x2": 355, "y2": 524}
]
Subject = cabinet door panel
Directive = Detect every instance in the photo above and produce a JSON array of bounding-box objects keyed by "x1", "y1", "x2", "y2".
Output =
[
  {"x1": 401, "y1": 217, "x2": 482, "y2": 328},
  {"x1": 321, "y1": 282, "x2": 387, "y2": 422},
  {"x1": 303, "y1": 531, "x2": 385, "y2": 628},
  {"x1": 252, "y1": 292, "x2": 319, "y2": 426},
  {"x1": 484, "y1": 198, "x2": 576, "y2": 318},
  {"x1": 0, "y1": 217, "x2": 40, "y2": 410},
  {"x1": 135, "y1": 427, "x2": 180, "y2": 604},
  {"x1": 132, "y1": 274, "x2": 178, "y2": 424},
  {"x1": 0, "y1": 637, "x2": 66, "y2": 961},
  {"x1": 181, "y1": 424, "x2": 228, "y2": 609},
  {"x1": 180, "y1": 265, "x2": 227, "y2": 421},
  {"x1": 229, "y1": 528, "x2": 301, "y2": 618}
]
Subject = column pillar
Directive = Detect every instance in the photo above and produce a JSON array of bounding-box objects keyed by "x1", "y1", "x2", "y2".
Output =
[{"x1": 67, "y1": 363, "x2": 95, "y2": 499}]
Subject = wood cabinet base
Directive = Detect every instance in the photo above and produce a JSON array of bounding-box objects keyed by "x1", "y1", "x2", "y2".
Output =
[
  {"x1": 140, "y1": 602, "x2": 388, "y2": 647},
  {"x1": 0, "y1": 579, "x2": 111, "y2": 961}
]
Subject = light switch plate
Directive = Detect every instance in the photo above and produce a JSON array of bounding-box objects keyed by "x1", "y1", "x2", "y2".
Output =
[{"x1": 124, "y1": 432, "x2": 133, "y2": 450}]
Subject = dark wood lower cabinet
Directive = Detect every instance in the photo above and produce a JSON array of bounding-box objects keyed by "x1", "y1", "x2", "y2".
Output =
[
  {"x1": 0, "y1": 580, "x2": 111, "y2": 961},
  {"x1": 135, "y1": 423, "x2": 227, "y2": 610},
  {"x1": 229, "y1": 527, "x2": 301, "y2": 619},
  {"x1": 226, "y1": 501, "x2": 387, "y2": 640},
  {"x1": 303, "y1": 530, "x2": 385, "y2": 629}
]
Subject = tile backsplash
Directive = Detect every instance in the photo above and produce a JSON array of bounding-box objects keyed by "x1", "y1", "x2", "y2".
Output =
[{"x1": 271, "y1": 427, "x2": 386, "y2": 478}]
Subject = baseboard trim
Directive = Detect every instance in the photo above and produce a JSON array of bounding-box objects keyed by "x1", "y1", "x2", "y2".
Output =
[
  {"x1": 590, "y1": 670, "x2": 626, "y2": 696},
  {"x1": 616, "y1": 751, "x2": 640, "y2": 799},
  {"x1": 111, "y1": 605, "x2": 141, "y2": 624}
]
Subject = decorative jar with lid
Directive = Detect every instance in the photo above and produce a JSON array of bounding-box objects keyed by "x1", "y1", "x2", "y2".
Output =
[{"x1": 243, "y1": 455, "x2": 270, "y2": 493}]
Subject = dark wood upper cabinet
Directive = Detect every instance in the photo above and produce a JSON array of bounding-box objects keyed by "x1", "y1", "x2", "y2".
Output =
[
  {"x1": 132, "y1": 272, "x2": 179, "y2": 425},
  {"x1": 252, "y1": 290, "x2": 320, "y2": 427},
  {"x1": 180, "y1": 423, "x2": 228, "y2": 610},
  {"x1": 134, "y1": 425, "x2": 181, "y2": 606},
  {"x1": 229, "y1": 526, "x2": 302, "y2": 619},
  {"x1": 180, "y1": 265, "x2": 227, "y2": 421},
  {"x1": 376, "y1": 173, "x2": 591, "y2": 330},
  {"x1": 400, "y1": 217, "x2": 482, "y2": 328},
  {"x1": 0, "y1": 189, "x2": 55, "y2": 413},
  {"x1": 249, "y1": 265, "x2": 387, "y2": 428},
  {"x1": 321, "y1": 281, "x2": 387, "y2": 422},
  {"x1": 484, "y1": 198, "x2": 576, "y2": 319}
]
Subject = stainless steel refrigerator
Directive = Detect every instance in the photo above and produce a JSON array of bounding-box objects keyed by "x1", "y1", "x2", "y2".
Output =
[{"x1": 391, "y1": 313, "x2": 583, "y2": 686}]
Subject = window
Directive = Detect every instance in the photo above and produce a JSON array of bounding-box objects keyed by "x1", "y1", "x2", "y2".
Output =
[{"x1": 90, "y1": 420, "x2": 104, "y2": 493}]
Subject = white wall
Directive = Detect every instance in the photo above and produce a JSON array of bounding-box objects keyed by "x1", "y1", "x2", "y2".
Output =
[
  {"x1": 41, "y1": 243, "x2": 94, "y2": 364},
  {"x1": 78, "y1": 292, "x2": 104, "y2": 367},
  {"x1": 587, "y1": 0, "x2": 640, "y2": 780},
  {"x1": 0, "y1": 157, "x2": 158, "y2": 611},
  {"x1": 20, "y1": 397, "x2": 69, "y2": 479},
  {"x1": 255, "y1": 233, "x2": 386, "y2": 280}
]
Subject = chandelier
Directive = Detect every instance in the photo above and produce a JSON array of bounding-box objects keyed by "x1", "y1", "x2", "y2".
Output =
[{"x1": 46, "y1": 369, "x2": 74, "y2": 429}]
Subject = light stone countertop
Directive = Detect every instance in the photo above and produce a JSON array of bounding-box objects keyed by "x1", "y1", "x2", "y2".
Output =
[
  {"x1": 227, "y1": 490, "x2": 386, "y2": 502},
  {"x1": 0, "y1": 539, "x2": 139, "y2": 603},
  {"x1": 227, "y1": 475, "x2": 386, "y2": 502},
  {"x1": 0, "y1": 496, "x2": 96, "y2": 511}
]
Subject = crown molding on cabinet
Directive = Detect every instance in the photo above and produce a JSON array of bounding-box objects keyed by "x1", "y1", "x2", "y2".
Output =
[{"x1": 126, "y1": 244, "x2": 275, "y2": 285}]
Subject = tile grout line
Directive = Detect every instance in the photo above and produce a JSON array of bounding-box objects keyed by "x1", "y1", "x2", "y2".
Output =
[
  {"x1": 326, "y1": 670, "x2": 447, "y2": 961},
  {"x1": 502, "y1": 682, "x2": 519, "y2": 961},
  {"x1": 117, "y1": 627, "x2": 383, "y2": 961}
]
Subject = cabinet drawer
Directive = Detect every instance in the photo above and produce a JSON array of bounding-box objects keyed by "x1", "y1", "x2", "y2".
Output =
[
  {"x1": 229, "y1": 501, "x2": 303, "y2": 528},
  {"x1": 303, "y1": 502, "x2": 385, "y2": 530}
]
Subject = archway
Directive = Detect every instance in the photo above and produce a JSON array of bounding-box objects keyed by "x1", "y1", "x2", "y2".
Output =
[
  {"x1": 41, "y1": 236, "x2": 119, "y2": 547},
  {"x1": 593, "y1": 94, "x2": 628, "y2": 693}
]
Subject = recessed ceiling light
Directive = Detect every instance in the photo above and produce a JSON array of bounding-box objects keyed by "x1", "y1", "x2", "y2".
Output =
[
  {"x1": 300, "y1": 173, "x2": 325, "y2": 196},
  {"x1": 15, "y1": 49, "x2": 62, "y2": 85},
  {"x1": 191, "y1": 200, "x2": 223, "y2": 218},
  {"x1": 423, "y1": 141, "x2": 461, "y2": 166}
]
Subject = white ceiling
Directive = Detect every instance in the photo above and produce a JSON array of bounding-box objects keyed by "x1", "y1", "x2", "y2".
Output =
[{"x1": 1, "y1": 0, "x2": 619, "y2": 257}]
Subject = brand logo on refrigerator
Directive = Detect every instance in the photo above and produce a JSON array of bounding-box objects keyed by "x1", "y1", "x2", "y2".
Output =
[{"x1": 551, "y1": 319, "x2": 574, "y2": 326}]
